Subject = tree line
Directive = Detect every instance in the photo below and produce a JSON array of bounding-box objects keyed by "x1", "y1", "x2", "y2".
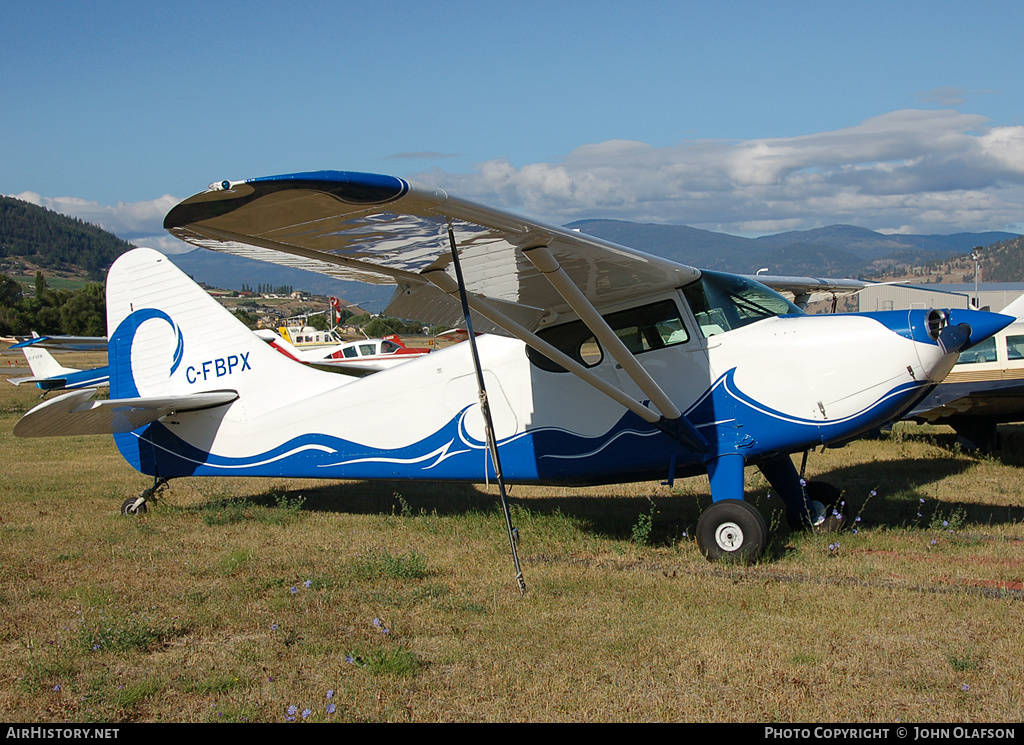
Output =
[{"x1": 0, "y1": 272, "x2": 105, "y2": 337}]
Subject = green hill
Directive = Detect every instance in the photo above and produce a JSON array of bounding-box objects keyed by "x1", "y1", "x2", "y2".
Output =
[{"x1": 0, "y1": 196, "x2": 133, "y2": 280}]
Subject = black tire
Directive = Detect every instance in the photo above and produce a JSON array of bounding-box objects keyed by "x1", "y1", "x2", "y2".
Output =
[
  {"x1": 696, "y1": 500, "x2": 768, "y2": 563},
  {"x1": 121, "y1": 498, "x2": 147, "y2": 516}
]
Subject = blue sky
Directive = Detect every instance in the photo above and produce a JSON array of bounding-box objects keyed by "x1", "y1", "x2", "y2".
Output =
[{"x1": 4, "y1": 1, "x2": 1024, "y2": 251}]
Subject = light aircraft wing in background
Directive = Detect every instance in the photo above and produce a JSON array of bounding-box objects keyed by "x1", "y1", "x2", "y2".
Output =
[
  {"x1": 746, "y1": 274, "x2": 867, "y2": 309},
  {"x1": 9, "y1": 333, "x2": 108, "y2": 351}
]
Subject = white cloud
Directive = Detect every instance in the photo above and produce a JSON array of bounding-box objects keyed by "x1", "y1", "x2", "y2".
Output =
[
  {"x1": 412, "y1": 109, "x2": 1024, "y2": 235},
  {"x1": 10, "y1": 109, "x2": 1024, "y2": 245},
  {"x1": 6, "y1": 191, "x2": 180, "y2": 242}
]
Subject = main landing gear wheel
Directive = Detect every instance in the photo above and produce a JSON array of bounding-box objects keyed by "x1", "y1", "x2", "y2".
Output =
[
  {"x1": 120, "y1": 498, "x2": 147, "y2": 516},
  {"x1": 696, "y1": 500, "x2": 768, "y2": 563}
]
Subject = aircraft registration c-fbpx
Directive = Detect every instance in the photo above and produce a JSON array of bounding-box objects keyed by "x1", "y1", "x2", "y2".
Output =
[{"x1": 12, "y1": 170, "x2": 1014, "y2": 569}]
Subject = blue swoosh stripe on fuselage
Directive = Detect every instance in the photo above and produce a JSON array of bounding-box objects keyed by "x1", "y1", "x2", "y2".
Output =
[{"x1": 113, "y1": 372, "x2": 932, "y2": 486}]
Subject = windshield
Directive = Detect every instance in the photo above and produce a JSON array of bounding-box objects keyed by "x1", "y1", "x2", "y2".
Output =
[{"x1": 683, "y1": 271, "x2": 802, "y2": 337}]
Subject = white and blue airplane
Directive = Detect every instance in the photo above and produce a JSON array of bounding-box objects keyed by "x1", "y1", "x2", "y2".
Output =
[
  {"x1": 12, "y1": 171, "x2": 1015, "y2": 564},
  {"x1": 8, "y1": 346, "x2": 109, "y2": 392}
]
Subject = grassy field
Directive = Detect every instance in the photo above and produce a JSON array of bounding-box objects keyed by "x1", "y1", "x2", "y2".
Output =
[{"x1": 1, "y1": 350, "x2": 1023, "y2": 722}]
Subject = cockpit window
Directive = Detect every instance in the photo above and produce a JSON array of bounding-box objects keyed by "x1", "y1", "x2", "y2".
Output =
[{"x1": 682, "y1": 270, "x2": 802, "y2": 337}]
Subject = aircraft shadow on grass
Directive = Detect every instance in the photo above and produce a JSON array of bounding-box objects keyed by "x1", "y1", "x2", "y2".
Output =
[{"x1": 195, "y1": 445, "x2": 1024, "y2": 555}]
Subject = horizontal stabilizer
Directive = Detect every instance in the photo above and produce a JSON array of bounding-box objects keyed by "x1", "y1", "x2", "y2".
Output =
[
  {"x1": 13, "y1": 388, "x2": 238, "y2": 438},
  {"x1": 8, "y1": 376, "x2": 67, "y2": 388}
]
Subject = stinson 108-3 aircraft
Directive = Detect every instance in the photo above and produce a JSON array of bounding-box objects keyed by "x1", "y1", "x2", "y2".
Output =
[{"x1": 13, "y1": 171, "x2": 1014, "y2": 579}]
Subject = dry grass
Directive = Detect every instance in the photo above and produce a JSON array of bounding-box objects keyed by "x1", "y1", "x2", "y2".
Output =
[{"x1": 1, "y1": 351, "x2": 1023, "y2": 722}]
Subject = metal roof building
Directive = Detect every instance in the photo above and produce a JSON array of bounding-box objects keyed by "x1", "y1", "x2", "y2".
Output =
[{"x1": 857, "y1": 282, "x2": 1024, "y2": 314}]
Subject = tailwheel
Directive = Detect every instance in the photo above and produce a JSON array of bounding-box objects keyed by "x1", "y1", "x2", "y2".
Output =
[
  {"x1": 119, "y1": 476, "x2": 168, "y2": 517},
  {"x1": 696, "y1": 500, "x2": 768, "y2": 563},
  {"x1": 120, "y1": 497, "x2": 147, "y2": 516}
]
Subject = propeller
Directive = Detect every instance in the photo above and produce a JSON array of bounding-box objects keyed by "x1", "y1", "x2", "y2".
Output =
[{"x1": 937, "y1": 322, "x2": 973, "y2": 355}]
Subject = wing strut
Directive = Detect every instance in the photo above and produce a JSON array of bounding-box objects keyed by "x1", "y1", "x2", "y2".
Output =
[
  {"x1": 421, "y1": 271, "x2": 662, "y2": 426},
  {"x1": 522, "y1": 246, "x2": 710, "y2": 453},
  {"x1": 446, "y1": 224, "x2": 527, "y2": 596}
]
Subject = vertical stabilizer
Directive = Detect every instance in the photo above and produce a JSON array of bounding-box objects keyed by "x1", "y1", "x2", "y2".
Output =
[
  {"x1": 106, "y1": 247, "x2": 335, "y2": 402},
  {"x1": 23, "y1": 347, "x2": 79, "y2": 378}
]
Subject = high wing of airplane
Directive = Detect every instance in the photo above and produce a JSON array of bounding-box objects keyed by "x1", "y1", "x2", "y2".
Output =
[
  {"x1": 7, "y1": 346, "x2": 109, "y2": 391},
  {"x1": 13, "y1": 170, "x2": 1015, "y2": 568}
]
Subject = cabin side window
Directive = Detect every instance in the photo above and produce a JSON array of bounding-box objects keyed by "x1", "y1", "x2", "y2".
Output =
[
  {"x1": 527, "y1": 298, "x2": 689, "y2": 373},
  {"x1": 959, "y1": 336, "x2": 998, "y2": 364},
  {"x1": 1006, "y1": 335, "x2": 1024, "y2": 361}
]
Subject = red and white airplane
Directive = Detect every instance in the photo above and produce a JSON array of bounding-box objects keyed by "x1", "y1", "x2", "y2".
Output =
[{"x1": 255, "y1": 327, "x2": 430, "y2": 376}]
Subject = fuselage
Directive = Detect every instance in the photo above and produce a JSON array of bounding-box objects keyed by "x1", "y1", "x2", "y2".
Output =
[{"x1": 111, "y1": 260, "x2": 1004, "y2": 486}]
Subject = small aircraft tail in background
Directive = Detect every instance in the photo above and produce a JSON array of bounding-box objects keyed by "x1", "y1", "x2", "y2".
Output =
[{"x1": 8, "y1": 346, "x2": 109, "y2": 391}]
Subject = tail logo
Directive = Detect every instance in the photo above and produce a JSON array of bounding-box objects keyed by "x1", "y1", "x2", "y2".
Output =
[{"x1": 109, "y1": 308, "x2": 185, "y2": 397}]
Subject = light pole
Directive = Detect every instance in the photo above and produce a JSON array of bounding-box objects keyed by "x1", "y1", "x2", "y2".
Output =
[{"x1": 971, "y1": 246, "x2": 982, "y2": 309}]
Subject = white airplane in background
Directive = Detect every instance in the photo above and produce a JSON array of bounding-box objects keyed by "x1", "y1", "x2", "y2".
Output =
[
  {"x1": 12, "y1": 170, "x2": 1014, "y2": 572},
  {"x1": 904, "y1": 294, "x2": 1024, "y2": 450},
  {"x1": 7, "y1": 346, "x2": 109, "y2": 392}
]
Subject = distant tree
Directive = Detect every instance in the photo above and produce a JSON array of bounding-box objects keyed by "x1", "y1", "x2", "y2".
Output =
[
  {"x1": 306, "y1": 313, "x2": 329, "y2": 331},
  {"x1": 233, "y1": 309, "x2": 259, "y2": 329},
  {"x1": 0, "y1": 273, "x2": 21, "y2": 306},
  {"x1": 59, "y1": 283, "x2": 105, "y2": 336}
]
